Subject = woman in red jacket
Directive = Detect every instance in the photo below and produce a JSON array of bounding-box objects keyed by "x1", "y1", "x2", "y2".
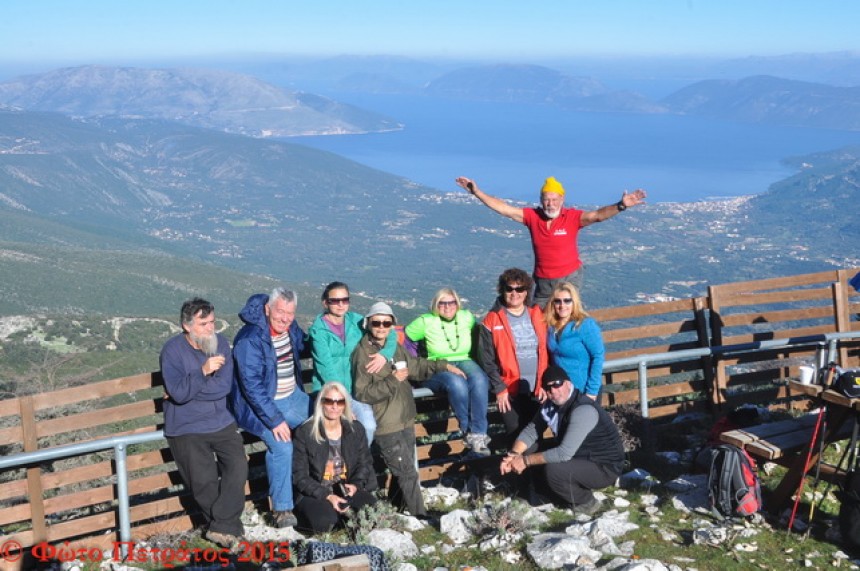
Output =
[{"x1": 478, "y1": 268, "x2": 548, "y2": 444}]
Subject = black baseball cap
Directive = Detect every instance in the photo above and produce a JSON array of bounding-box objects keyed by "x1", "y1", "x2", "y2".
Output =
[{"x1": 541, "y1": 365, "x2": 570, "y2": 389}]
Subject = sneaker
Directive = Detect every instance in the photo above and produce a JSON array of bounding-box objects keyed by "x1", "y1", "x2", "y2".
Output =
[
  {"x1": 273, "y1": 509, "x2": 298, "y2": 528},
  {"x1": 480, "y1": 433, "x2": 494, "y2": 452},
  {"x1": 205, "y1": 530, "x2": 239, "y2": 549},
  {"x1": 574, "y1": 496, "x2": 604, "y2": 517},
  {"x1": 465, "y1": 433, "x2": 491, "y2": 456}
]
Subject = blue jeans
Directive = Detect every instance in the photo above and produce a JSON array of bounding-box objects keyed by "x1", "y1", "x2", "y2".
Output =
[
  {"x1": 259, "y1": 389, "x2": 310, "y2": 511},
  {"x1": 351, "y1": 397, "x2": 377, "y2": 445},
  {"x1": 423, "y1": 359, "x2": 489, "y2": 435}
]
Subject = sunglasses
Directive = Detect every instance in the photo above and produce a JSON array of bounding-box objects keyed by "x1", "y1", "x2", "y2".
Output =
[
  {"x1": 552, "y1": 298, "x2": 573, "y2": 305},
  {"x1": 370, "y1": 319, "x2": 393, "y2": 328},
  {"x1": 326, "y1": 297, "x2": 350, "y2": 305},
  {"x1": 322, "y1": 397, "x2": 346, "y2": 407},
  {"x1": 504, "y1": 285, "x2": 528, "y2": 293},
  {"x1": 542, "y1": 380, "x2": 566, "y2": 389},
  {"x1": 437, "y1": 300, "x2": 457, "y2": 307}
]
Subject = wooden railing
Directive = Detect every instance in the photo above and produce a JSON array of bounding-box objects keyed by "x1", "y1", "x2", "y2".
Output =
[{"x1": 0, "y1": 268, "x2": 858, "y2": 558}]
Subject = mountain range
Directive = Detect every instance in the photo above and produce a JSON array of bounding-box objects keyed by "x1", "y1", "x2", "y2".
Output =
[
  {"x1": 6, "y1": 63, "x2": 860, "y2": 136},
  {"x1": 0, "y1": 66, "x2": 400, "y2": 137}
]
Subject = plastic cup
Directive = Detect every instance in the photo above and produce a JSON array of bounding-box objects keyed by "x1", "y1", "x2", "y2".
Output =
[{"x1": 799, "y1": 365, "x2": 815, "y2": 385}]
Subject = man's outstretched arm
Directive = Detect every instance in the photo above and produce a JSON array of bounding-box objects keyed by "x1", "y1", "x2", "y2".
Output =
[
  {"x1": 580, "y1": 188, "x2": 647, "y2": 227},
  {"x1": 456, "y1": 176, "x2": 525, "y2": 224}
]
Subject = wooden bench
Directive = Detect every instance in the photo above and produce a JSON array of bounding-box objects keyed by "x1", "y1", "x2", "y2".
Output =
[
  {"x1": 720, "y1": 383, "x2": 859, "y2": 510},
  {"x1": 720, "y1": 415, "x2": 830, "y2": 463}
]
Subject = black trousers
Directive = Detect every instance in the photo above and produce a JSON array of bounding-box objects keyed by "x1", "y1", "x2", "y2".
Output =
[
  {"x1": 294, "y1": 490, "x2": 376, "y2": 534},
  {"x1": 168, "y1": 423, "x2": 248, "y2": 536},
  {"x1": 375, "y1": 427, "x2": 426, "y2": 516},
  {"x1": 499, "y1": 390, "x2": 541, "y2": 447},
  {"x1": 543, "y1": 458, "x2": 618, "y2": 508}
]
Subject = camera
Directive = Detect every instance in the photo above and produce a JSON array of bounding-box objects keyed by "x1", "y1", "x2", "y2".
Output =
[{"x1": 333, "y1": 481, "x2": 352, "y2": 508}]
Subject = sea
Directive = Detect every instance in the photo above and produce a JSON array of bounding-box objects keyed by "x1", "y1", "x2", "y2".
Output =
[{"x1": 291, "y1": 93, "x2": 860, "y2": 205}]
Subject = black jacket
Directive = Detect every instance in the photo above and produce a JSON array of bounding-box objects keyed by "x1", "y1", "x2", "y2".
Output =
[{"x1": 292, "y1": 417, "x2": 377, "y2": 501}]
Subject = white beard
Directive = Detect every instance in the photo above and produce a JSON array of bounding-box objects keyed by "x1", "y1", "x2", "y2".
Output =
[
  {"x1": 543, "y1": 207, "x2": 561, "y2": 219},
  {"x1": 191, "y1": 333, "x2": 219, "y2": 356}
]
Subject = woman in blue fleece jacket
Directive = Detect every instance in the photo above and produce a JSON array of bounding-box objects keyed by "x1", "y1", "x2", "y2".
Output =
[{"x1": 545, "y1": 282, "x2": 605, "y2": 400}]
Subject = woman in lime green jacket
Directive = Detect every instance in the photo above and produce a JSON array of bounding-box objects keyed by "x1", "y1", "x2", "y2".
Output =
[{"x1": 405, "y1": 287, "x2": 491, "y2": 455}]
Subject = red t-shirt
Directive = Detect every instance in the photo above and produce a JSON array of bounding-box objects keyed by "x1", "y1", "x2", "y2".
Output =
[{"x1": 522, "y1": 207, "x2": 584, "y2": 279}]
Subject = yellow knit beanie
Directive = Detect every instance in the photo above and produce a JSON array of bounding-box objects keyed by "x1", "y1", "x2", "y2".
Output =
[{"x1": 540, "y1": 176, "x2": 565, "y2": 196}]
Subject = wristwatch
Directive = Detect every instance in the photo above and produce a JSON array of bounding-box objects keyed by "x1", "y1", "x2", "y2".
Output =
[{"x1": 616, "y1": 200, "x2": 627, "y2": 212}]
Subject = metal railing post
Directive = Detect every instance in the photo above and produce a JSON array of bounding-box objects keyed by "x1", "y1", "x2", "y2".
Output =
[
  {"x1": 638, "y1": 361, "x2": 649, "y2": 418},
  {"x1": 114, "y1": 443, "x2": 131, "y2": 558},
  {"x1": 828, "y1": 338, "x2": 839, "y2": 366}
]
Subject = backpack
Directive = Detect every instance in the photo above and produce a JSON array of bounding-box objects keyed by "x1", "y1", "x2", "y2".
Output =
[{"x1": 707, "y1": 444, "x2": 763, "y2": 518}]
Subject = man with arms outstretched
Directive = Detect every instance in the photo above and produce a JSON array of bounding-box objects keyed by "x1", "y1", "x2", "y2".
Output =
[{"x1": 456, "y1": 175, "x2": 646, "y2": 307}]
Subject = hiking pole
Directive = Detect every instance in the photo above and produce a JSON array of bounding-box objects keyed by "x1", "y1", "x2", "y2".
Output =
[
  {"x1": 807, "y1": 413, "x2": 860, "y2": 541},
  {"x1": 803, "y1": 408, "x2": 829, "y2": 539},
  {"x1": 787, "y1": 364, "x2": 837, "y2": 532}
]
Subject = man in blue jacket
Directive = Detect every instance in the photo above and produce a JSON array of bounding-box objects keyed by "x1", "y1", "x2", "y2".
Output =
[
  {"x1": 160, "y1": 298, "x2": 247, "y2": 548},
  {"x1": 231, "y1": 288, "x2": 311, "y2": 528}
]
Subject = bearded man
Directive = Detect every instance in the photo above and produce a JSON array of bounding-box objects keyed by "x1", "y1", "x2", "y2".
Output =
[
  {"x1": 160, "y1": 297, "x2": 247, "y2": 549},
  {"x1": 456, "y1": 176, "x2": 646, "y2": 307}
]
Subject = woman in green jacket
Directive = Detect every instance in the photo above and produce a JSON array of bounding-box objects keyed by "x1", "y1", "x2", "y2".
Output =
[{"x1": 405, "y1": 287, "x2": 491, "y2": 455}]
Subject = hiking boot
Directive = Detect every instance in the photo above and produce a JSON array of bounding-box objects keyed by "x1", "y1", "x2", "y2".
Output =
[
  {"x1": 273, "y1": 509, "x2": 298, "y2": 528},
  {"x1": 574, "y1": 496, "x2": 604, "y2": 517},
  {"x1": 465, "y1": 433, "x2": 491, "y2": 456},
  {"x1": 205, "y1": 530, "x2": 240, "y2": 549}
]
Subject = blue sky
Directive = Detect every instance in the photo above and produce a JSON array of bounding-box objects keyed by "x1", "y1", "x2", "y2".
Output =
[{"x1": 2, "y1": 0, "x2": 859, "y2": 66}]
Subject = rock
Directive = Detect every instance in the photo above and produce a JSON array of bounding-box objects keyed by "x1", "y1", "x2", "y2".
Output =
[
  {"x1": 670, "y1": 484, "x2": 710, "y2": 513},
  {"x1": 396, "y1": 513, "x2": 427, "y2": 531},
  {"x1": 420, "y1": 544, "x2": 436, "y2": 554},
  {"x1": 566, "y1": 510, "x2": 639, "y2": 539},
  {"x1": 394, "y1": 564, "x2": 418, "y2": 571},
  {"x1": 614, "y1": 558, "x2": 671, "y2": 570},
  {"x1": 614, "y1": 497, "x2": 631, "y2": 508},
  {"x1": 526, "y1": 533, "x2": 602, "y2": 569},
  {"x1": 424, "y1": 486, "x2": 460, "y2": 508},
  {"x1": 440, "y1": 509, "x2": 474, "y2": 544},
  {"x1": 639, "y1": 493, "x2": 659, "y2": 506},
  {"x1": 692, "y1": 526, "x2": 729, "y2": 546},
  {"x1": 521, "y1": 504, "x2": 551, "y2": 528},
  {"x1": 478, "y1": 531, "x2": 523, "y2": 551},
  {"x1": 664, "y1": 474, "x2": 706, "y2": 493},
  {"x1": 243, "y1": 521, "x2": 306, "y2": 543},
  {"x1": 659, "y1": 528, "x2": 681, "y2": 542},
  {"x1": 603, "y1": 556, "x2": 634, "y2": 570},
  {"x1": 367, "y1": 529, "x2": 418, "y2": 560}
]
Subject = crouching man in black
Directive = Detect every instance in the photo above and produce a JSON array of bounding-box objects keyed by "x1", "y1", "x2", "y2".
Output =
[{"x1": 500, "y1": 365, "x2": 624, "y2": 515}]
